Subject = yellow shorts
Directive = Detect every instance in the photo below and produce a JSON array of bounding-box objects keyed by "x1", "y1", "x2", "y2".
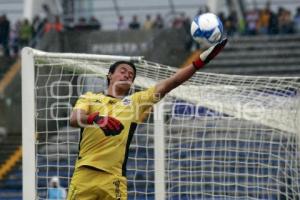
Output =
[{"x1": 67, "y1": 166, "x2": 127, "y2": 200}]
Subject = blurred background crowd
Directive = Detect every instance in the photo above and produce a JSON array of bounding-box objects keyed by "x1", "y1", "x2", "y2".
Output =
[{"x1": 1, "y1": 3, "x2": 300, "y2": 58}]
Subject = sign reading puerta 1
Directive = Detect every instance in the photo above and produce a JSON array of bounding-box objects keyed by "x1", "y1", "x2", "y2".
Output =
[{"x1": 64, "y1": 30, "x2": 155, "y2": 56}]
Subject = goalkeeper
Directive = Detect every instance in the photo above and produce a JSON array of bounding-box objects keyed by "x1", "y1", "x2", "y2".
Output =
[{"x1": 67, "y1": 39, "x2": 227, "y2": 200}]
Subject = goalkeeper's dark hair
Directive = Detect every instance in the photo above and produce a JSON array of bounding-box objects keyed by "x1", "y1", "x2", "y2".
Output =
[{"x1": 107, "y1": 61, "x2": 137, "y2": 86}]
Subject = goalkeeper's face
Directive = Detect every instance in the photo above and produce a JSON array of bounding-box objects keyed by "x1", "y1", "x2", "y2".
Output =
[{"x1": 108, "y1": 64, "x2": 135, "y2": 93}]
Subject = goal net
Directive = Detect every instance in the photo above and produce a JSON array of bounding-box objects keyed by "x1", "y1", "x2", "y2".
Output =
[{"x1": 22, "y1": 47, "x2": 300, "y2": 200}]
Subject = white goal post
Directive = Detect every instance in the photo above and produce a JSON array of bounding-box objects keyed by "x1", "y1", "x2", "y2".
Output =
[{"x1": 22, "y1": 47, "x2": 300, "y2": 200}]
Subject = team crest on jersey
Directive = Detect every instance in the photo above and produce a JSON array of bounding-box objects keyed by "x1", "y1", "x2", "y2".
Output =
[{"x1": 122, "y1": 98, "x2": 132, "y2": 106}]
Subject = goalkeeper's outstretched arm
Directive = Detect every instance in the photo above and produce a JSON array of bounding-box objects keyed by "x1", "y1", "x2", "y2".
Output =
[{"x1": 155, "y1": 38, "x2": 227, "y2": 99}]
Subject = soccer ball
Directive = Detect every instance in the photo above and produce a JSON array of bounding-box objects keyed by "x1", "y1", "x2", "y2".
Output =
[{"x1": 190, "y1": 13, "x2": 223, "y2": 44}]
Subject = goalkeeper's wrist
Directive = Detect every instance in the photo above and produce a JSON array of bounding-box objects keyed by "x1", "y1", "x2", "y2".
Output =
[{"x1": 192, "y1": 58, "x2": 205, "y2": 70}]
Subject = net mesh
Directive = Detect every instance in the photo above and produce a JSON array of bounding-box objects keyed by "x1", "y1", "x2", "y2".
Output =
[{"x1": 31, "y1": 53, "x2": 300, "y2": 199}]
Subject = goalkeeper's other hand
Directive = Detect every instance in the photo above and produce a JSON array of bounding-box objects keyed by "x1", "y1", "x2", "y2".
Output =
[
  {"x1": 87, "y1": 112, "x2": 124, "y2": 136},
  {"x1": 193, "y1": 38, "x2": 228, "y2": 70}
]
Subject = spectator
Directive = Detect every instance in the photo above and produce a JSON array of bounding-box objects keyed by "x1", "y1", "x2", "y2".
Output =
[
  {"x1": 143, "y1": 14, "x2": 153, "y2": 30},
  {"x1": 245, "y1": 9, "x2": 259, "y2": 35},
  {"x1": 225, "y1": 11, "x2": 238, "y2": 36},
  {"x1": 44, "y1": 18, "x2": 52, "y2": 33},
  {"x1": 172, "y1": 13, "x2": 186, "y2": 29},
  {"x1": 31, "y1": 15, "x2": 46, "y2": 47},
  {"x1": 294, "y1": 7, "x2": 300, "y2": 33},
  {"x1": 129, "y1": 15, "x2": 140, "y2": 30},
  {"x1": 44, "y1": 16, "x2": 63, "y2": 33},
  {"x1": 258, "y1": 6, "x2": 271, "y2": 34},
  {"x1": 279, "y1": 9, "x2": 294, "y2": 34},
  {"x1": 74, "y1": 17, "x2": 88, "y2": 31},
  {"x1": 277, "y1": 7, "x2": 286, "y2": 33},
  {"x1": 153, "y1": 14, "x2": 164, "y2": 29},
  {"x1": 32, "y1": 16, "x2": 42, "y2": 38},
  {"x1": 117, "y1": 15, "x2": 126, "y2": 30},
  {"x1": 268, "y1": 8, "x2": 279, "y2": 34},
  {"x1": 10, "y1": 20, "x2": 21, "y2": 57},
  {"x1": 48, "y1": 176, "x2": 66, "y2": 200},
  {"x1": 88, "y1": 16, "x2": 101, "y2": 30},
  {"x1": 53, "y1": 16, "x2": 63, "y2": 32},
  {"x1": 0, "y1": 14, "x2": 10, "y2": 56},
  {"x1": 19, "y1": 19, "x2": 32, "y2": 48}
]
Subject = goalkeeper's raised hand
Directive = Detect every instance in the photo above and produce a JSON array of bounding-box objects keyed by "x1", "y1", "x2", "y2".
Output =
[
  {"x1": 193, "y1": 38, "x2": 228, "y2": 70},
  {"x1": 87, "y1": 112, "x2": 124, "y2": 136}
]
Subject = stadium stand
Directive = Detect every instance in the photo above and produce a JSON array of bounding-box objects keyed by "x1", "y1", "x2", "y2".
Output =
[
  {"x1": 0, "y1": 58, "x2": 22, "y2": 199},
  {"x1": 202, "y1": 34, "x2": 300, "y2": 76}
]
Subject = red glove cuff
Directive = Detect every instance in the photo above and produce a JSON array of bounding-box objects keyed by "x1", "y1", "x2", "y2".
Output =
[
  {"x1": 192, "y1": 58, "x2": 205, "y2": 70},
  {"x1": 87, "y1": 112, "x2": 99, "y2": 124}
]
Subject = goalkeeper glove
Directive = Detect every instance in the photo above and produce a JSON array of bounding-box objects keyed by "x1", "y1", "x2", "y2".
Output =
[
  {"x1": 87, "y1": 112, "x2": 124, "y2": 136},
  {"x1": 192, "y1": 38, "x2": 228, "y2": 70}
]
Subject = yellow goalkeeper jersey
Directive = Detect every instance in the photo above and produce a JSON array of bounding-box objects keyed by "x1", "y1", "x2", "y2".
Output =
[{"x1": 73, "y1": 86, "x2": 158, "y2": 177}]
